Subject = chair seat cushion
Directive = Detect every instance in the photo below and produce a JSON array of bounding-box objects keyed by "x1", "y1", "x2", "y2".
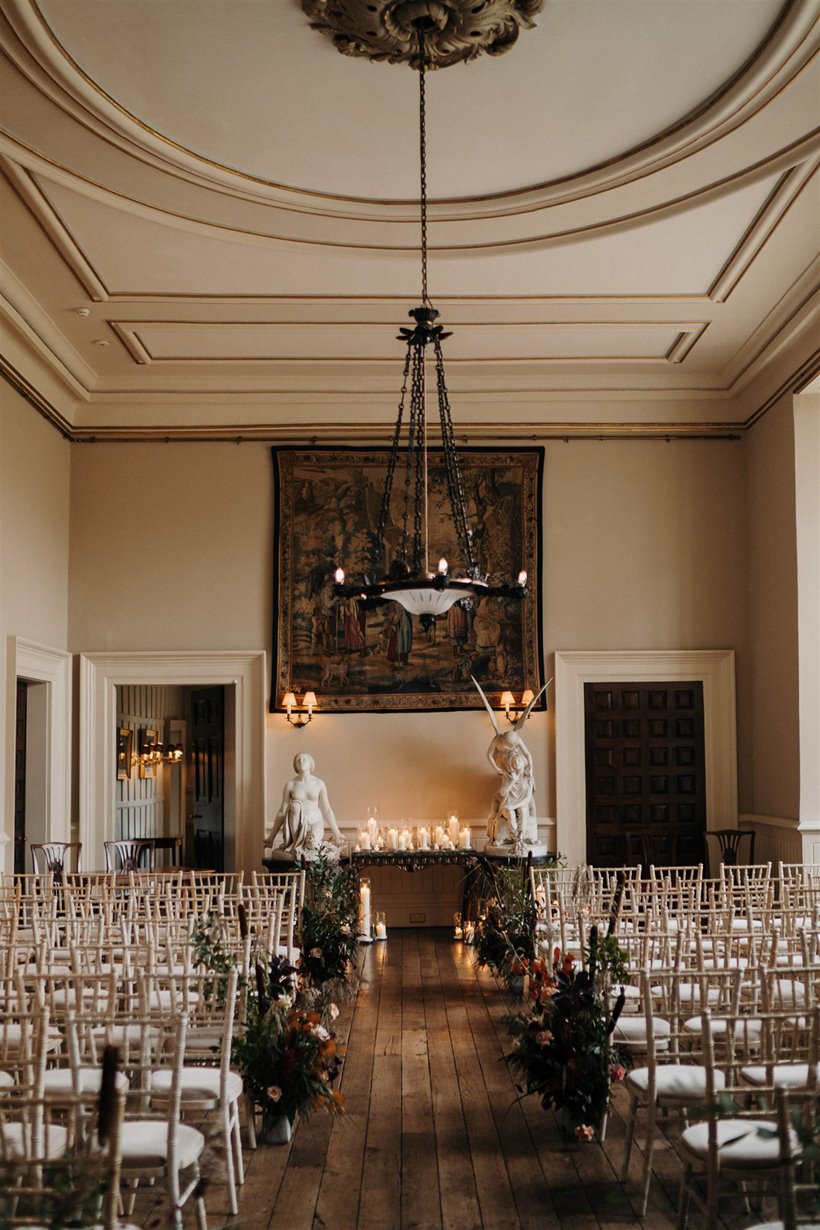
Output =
[
  {"x1": 613, "y1": 1016, "x2": 670, "y2": 1049},
  {"x1": 0, "y1": 1122, "x2": 69, "y2": 1158},
  {"x1": 683, "y1": 1015, "x2": 763, "y2": 1039},
  {"x1": 681, "y1": 1118, "x2": 794, "y2": 1167},
  {"x1": 740, "y1": 1062, "x2": 820, "y2": 1089},
  {"x1": 120, "y1": 1120, "x2": 205, "y2": 1170},
  {"x1": 149, "y1": 1067, "x2": 243, "y2": 1103},
  {"x1": 0, "y1": 1024, "x2": 62, "y2": 1054},
  {"x1": 42, "y1": 1067, "x2": 130, "y2": 1095},
  {"x1": 0, "y1": 1070, "x2": 14, "y2": 1088},
  {"x1": 627, "y1": 1063, "x2": 725, "y2": 1099}
]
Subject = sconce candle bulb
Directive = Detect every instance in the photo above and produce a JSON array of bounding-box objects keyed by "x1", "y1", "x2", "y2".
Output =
[{"x1": 282, "y1": 690, "x2": 318, "y2": 728}]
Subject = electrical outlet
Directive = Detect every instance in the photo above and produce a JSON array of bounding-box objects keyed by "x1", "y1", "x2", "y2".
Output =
[{"x1": 409, "y1": 912, "x2": 426, "y2": 923}]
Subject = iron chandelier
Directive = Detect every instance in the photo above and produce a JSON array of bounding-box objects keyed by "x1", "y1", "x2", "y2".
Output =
[{"x1": 333, "y1": 16, "x2": 529, "y2": 628}]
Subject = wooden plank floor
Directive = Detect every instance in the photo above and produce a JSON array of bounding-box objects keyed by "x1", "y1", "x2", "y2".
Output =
[{"x1": 135, "y1": 929, "x2": 783, "y2": 1230}]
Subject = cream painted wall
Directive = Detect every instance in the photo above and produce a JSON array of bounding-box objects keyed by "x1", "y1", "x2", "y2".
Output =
[
  {"x1": 1, "y1": 383, "x2": 70, "y2": 646},
  {"x1": 68, "y1": 435, "x2": 749, "y2": 855},
  {"x1": 745, "y1": 392, "x2": 800, "y2": 822},
  {"x1": 0, "y1": 381, "x2": 71, "y2": 859}
]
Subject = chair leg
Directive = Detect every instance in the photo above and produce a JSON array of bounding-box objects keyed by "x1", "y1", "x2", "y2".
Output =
[
  {"x1": 231, "y1": 1103, "x2": 245, "y2": 1185},
  {"x1": 222, "y1": 1119, "x2": 239, "y2": 1216},
  {"x1": 620, "y1": 1093, "x2": 638, "y2": 1181},
  {"x1": 195, "y1": 1191, "x2": 208, "y2": 1230},
  {"x1": 638, "y1": 1101, "x2": 657, "y2": 1217}
]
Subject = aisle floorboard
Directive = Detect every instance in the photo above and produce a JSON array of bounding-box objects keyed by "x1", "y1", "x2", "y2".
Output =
[{"x1": 137, "y1": 928, "x2": 781, "y2": 1230}]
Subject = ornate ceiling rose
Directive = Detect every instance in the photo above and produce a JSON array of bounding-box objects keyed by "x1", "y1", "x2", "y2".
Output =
[{"x1": 300, "y1": 0, "x2": 545, "y2": 68}]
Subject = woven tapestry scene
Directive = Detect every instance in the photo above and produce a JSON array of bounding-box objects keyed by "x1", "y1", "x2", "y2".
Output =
[{"x1": 271, "y1": 447, "x2": 543, "y2": 712}]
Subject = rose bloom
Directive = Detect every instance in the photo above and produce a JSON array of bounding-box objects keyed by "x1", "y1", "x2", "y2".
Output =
[
  {"x1": 535, "y1": 1030, "x2": 553, "y2": 1047},
  {"x1": 328, "y1": 1003, "x2": 339, "y2": 1021},
  {"x1": 309, "y1": 947, "x2": 323, "y2": 959},
  {"x1": 313, "y1": 1024, "x2": 331, "y2": 1041},
  {"x1": 266, "y1": 1085, "x2": 282, "y2": 1103},
  {"x1": 575, "y1": 1124, "x2": 595, "y2": 1142},
  {"x1": 610, "y1": 1063, "x2": 626, "y2": 1081}
]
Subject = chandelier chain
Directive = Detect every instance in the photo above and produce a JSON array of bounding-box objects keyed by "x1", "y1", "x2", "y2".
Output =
[
  {"x1": 434, "y1": 337, "x2": 478, "y2": 574},
  {"x1": 418, "y1": 25, "x2": 430, "y2": 307},
  {"x1": 410, "y1": 346, "x2": 426, "y2": 573},
  {"x1": 374, "y1": 347, "x2": 412, "y2": 575}
]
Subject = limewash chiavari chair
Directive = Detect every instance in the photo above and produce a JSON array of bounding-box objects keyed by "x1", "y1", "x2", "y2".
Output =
[
  {"x1": 743, "y1": 1085, "x2": 820, "y2": 1230},
  {"x1": 739, "y1": 1002, "x2": 820, "y2": 1097},
  {"x1": 0, "y1": 1005, "x2": 51, "y2": 1091},
  {"x1": 117, "y1": 1013, "x2": 209, "y2": 1230},
  {"x1": 676, "y1": 1007, "x2": 804, "y2": 1230},
  {"x1": 0, "y1": 1078, "x2": 136, "y2": 1230},
  {"x1": 148, "y1": 965, "x2": 245, "y2": 1215},
  {"x1": 621, "y1": 965, "x2": 729, "y2": 1216},
  {"x1": 758, "y1": 963, "x2": 820, "y2": 1018}
]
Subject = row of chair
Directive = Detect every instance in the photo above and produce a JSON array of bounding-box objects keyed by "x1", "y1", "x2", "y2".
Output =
[
  {"x1": 527, "y1": 861, "x2": 820, "y2": 1226},
  {"x1": 0, "y1": 869, "x2": 309, "y2": 1226}
]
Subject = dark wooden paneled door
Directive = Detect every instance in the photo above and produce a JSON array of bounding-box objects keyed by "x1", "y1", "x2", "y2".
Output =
[
  {"x1": 190, "y1": 686, "x2": 224, "y2": 872},
  {"x1": 584, "y1": 681, "x2": 705, "y2": 867}
]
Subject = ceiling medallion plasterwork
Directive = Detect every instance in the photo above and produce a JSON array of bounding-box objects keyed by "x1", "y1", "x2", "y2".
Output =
[{"x1": 301, "y1": 0, "x2": 544, "y2": 68}]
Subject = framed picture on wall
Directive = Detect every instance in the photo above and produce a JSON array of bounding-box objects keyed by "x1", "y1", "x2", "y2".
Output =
[
  {"x1": 270, "y1": 445, "x2": 545, "y2": 712},
  {"x1": 116, "y1": 727, "x2": 132, "y2": 781}
]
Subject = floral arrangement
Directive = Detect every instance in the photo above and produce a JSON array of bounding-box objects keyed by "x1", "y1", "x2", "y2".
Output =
[
  {"x1": 298, "y1": 851, "x2": 360, "y2": 988},
  {"x1": 233, "y1": 953, "x2": 345, "y2": 1129},
  {"x1": 474, "y1": 867, "x2": 537, "y2": 987},
  {"x1": 506, "y1": 926, "x2": 628, "y2": 1137}
]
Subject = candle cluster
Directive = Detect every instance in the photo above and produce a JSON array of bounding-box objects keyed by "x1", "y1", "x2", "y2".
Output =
[{"x1": 354, "y1": 812, "x2": 472, "y2": 853}]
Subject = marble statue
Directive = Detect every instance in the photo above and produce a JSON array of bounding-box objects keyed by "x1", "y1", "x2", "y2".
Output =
[
  {"x1": 472, "y1": 676, "x2": 548, "y2": 855},
  {"x1": 265, "y1": 751, "x2": 343, "y2": 861}
]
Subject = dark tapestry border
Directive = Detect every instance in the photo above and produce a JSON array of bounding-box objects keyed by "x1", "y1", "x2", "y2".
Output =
[{"x1": 269, "y1": 444, "x2": 545, "y2": 714}]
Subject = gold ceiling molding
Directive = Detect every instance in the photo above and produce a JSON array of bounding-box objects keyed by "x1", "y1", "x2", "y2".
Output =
[
  {"x1": 300, "y1": 0, "x2": 544, "y2": 68},
  {"x1": 3, "y1": 0, "x2": 815, "y2": 222}
]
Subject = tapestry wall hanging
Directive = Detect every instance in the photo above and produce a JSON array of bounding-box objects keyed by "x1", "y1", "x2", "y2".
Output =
[{"x1": 270, "y1": 445, "x2": 544, "y2": 713}]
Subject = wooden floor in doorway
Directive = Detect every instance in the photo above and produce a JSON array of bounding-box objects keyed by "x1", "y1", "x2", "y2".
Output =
[{"x1": 146, "y1": 929, "x2": 779, "y2": 1230}]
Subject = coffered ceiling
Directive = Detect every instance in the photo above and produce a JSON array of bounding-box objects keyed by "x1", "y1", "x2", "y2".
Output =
[{"x1": 0, "y1": 0, "x2": 818, "y2": 440}]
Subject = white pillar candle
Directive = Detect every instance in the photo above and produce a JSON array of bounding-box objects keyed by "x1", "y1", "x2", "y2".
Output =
[
  {"x1": 448, "y1": 814, "x2": 459, "y2": 843},
  {"x1": 398, "y1": 833, "x2": 407, "y2": 851},
  {"x1": 361, "y1": 831, "x2": 371, "y2": 851},
  {"x1": 459, "y1": 827, "x2": 470, "y2": 849},
  {"x1": 375, "y1": 919, "x2": 387, "y2": 940},
  {"x1": 418, "y1": 827, "x2": 429, "y2": 850},
  {"x1": 359, "y1": 882, "x2": 371, "y2": 938},
  {"x1": 388, "y1": 827, "x2": 399, "y2": 851}
]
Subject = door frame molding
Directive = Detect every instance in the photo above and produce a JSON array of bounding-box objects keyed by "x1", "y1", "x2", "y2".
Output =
[
  {"x1": 79, "y1": 650, "x2": 266, "y2": 873},
  {"x1": 555, "y1": 649, "x2": 737, "y2": 867},
  {"x1": 6, "y1": 638, "x2": 73, "y2": 861}
]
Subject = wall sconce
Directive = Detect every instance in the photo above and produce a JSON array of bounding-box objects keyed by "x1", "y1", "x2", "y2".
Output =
[
  {"x1": 499, "y1": 689, "x2": 536, "y2": 724},
  {"x1": 135, "y1": 728, "x2": 184, "y2": 778},
  {"x1": 282, "y1": 691, "x2": 317, "y2": 729}
]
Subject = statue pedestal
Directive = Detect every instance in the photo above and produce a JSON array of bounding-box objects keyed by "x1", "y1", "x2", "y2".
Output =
[{"x1": 483, "y1": 841, "x2": 548, "y2": 860}]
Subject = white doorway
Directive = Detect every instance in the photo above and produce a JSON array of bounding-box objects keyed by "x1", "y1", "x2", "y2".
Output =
[{"x1": 78, "y1": 651, "x2": 266, "y2": 873}]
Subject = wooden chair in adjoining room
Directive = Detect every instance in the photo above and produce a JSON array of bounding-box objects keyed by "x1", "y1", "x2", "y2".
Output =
[
  {"x1": 103, "y1": 839, "x2": 155, "y2": 874},
  {"x1": 705, "y1": 827, "x2": 756, "y2": 871},
  {"x1": 30, "y1": 841, "x2": 82, "y2": 876}
]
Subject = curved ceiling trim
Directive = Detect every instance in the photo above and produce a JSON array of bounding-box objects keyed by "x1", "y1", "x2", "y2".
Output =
[
  {"x1": 3, "y1": 130, "x2": 815, "y2": 262},
  {"x1": 2, "y1": 0, "x2": 816, "y2": 219}
]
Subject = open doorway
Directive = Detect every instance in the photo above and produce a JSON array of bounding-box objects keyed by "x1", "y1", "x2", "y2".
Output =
[
  {"x1": 79, "y1": 651, "x2": 264, "y2": 874},
  {"x1": 115, "y1": 682, "x2": 227, "y2": 871}
]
